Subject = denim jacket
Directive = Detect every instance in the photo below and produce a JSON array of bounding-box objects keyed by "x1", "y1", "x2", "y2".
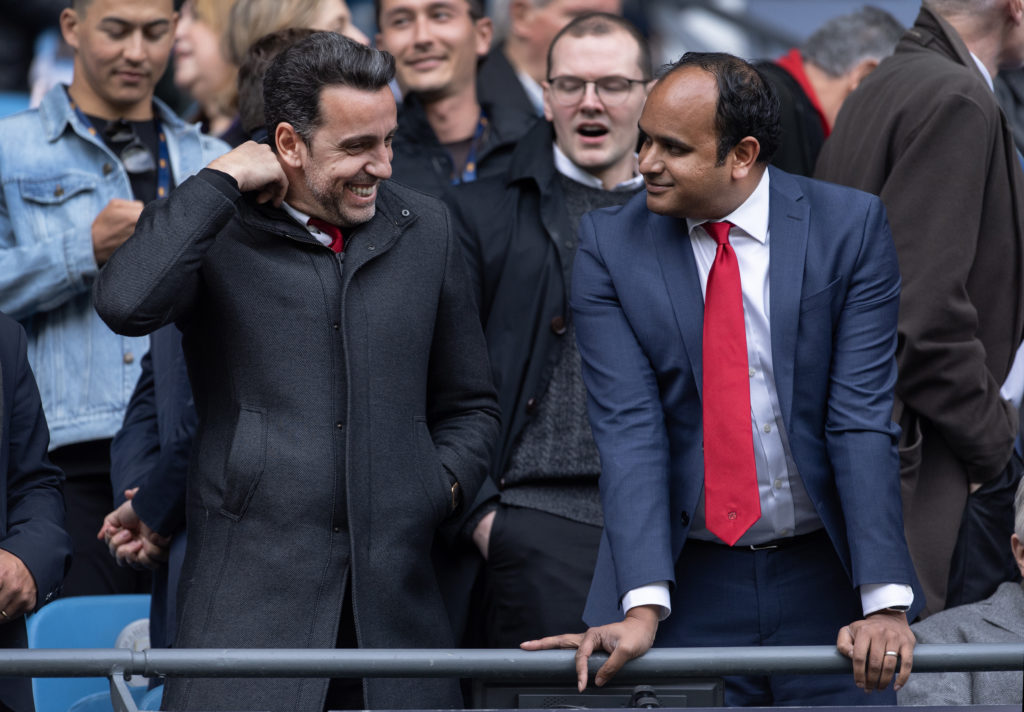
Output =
[{"x1": 0, "y1": 84, "x2": 228, "y2": 450}]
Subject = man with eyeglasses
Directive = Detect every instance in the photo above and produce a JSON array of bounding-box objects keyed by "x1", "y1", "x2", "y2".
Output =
[
  {"x1": 0, "y1": 0, "x2": 226, "y2": 597},
  {"x1": 374, "y1": 0, "x2": 535, "y2": 195},
  {"x1": 446, "y1": 12, "x2": 652, "y2": 647}
]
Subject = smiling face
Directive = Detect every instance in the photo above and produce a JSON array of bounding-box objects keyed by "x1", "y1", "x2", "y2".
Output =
[
  {"x1": 284, "y1": 84, "x2": 397, "y2": 228},
  {"x1": 637, "y1": 66, "x2": 752, "y2": 220},
  {"x1": 61, "y1": 0, "x2": 177, "y2": 119},
  {"x1": 375, "y1": 0, "x2": 491, "y2": 100},
  {"x1": 544, "y1": 29, "x2": 648, "y2": 188}
]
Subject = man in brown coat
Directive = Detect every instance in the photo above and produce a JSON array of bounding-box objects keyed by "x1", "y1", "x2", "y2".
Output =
[{"x1": 816, "y1": 0, "x2": 1024, "y2": 616}]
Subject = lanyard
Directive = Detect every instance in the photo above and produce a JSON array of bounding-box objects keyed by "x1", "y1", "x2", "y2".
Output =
[
  {"x1": 70, "y1": 100, "x2": 172, "y2": 200},
  {"x1": 453, "y1": 112, "x2": 488, "y2": 185}
]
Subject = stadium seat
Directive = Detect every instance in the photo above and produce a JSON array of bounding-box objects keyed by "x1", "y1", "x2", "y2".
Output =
[{"x1": 26, "y1": 594, "x2": 151, "y2": 712}]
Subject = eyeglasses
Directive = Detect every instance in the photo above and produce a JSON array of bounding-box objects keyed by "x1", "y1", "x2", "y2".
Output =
[
  {"x1": 546, "y1": 75, "x2": 648, "y2": 107},
  {"x1": 104, "y1": 119, "x2": 156, "y2": 175}
]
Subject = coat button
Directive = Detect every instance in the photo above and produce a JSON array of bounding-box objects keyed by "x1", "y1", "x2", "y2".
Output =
[
  {"x1": 680, "y1": 511, "x2": 690, "y2": 526},
  {"x1": 333, "y1": 526, "x2": 341, "y2": 533},
  {"x1": 332, "y1": 323, "x2": 340, "y2": 330},
  {"x1": 335, "y1": 422, "x2": 344, "y2": 430},
  {"x1": 102, "y1": 163, "x2": 114, "y2": 175},
  {"x1": 525, "y1": 397, "x2": 538, "y2": 414},
  {"x1": 499, "y1": 478, "x2": 506, "y2": 489},
  {"x1": 367, "y1": 244, "x2": 375, "y2": 251},
  {"x1": 401, "y1": 209, "x2": 410, "y2": 217},
  {"x1": 550, "y1": 316, "x2": 566, "y2": 335},
  {"x1": 123, "y1": 352, "x2": 134, "y2": 364}
]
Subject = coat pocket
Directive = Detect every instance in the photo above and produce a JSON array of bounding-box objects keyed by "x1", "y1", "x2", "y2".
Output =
[
  {"x1": 414, "y1": 416, "x2": 451, "y2": 522},
  {"x1": 799, "y1": 277, "x2": 841, "y2": 314},
  {"x1": 219, "y1": 406, "x2": 267, "y2": 521}
]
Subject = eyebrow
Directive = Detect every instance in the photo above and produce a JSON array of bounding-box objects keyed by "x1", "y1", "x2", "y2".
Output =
[
  {"x1": 640, "y1": 123, "x2": 691, "y2": 151},
  {"x1": 99, "y1": 17, "x2": 172, "y2": 31}
]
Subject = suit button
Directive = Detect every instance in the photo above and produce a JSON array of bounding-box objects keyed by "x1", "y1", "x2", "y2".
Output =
[
  {"x1": 499, "y1": 478, "x2": 506, "y2": 489},
  {"x1": 332, "y1": 323, "x2": 340, "y2": 330},
  {"x1": 333, "y1": 526, "x2": 341, "y2": 533},
  {"x1": 526, "y1": 397, "x2": 538, "y2": 414},
  {"x1": 680, "y1": 511, "x2": 690, "y2": 526},
  {"x1": 550, "y1": 316, "x2": 566, "y2": 335}
]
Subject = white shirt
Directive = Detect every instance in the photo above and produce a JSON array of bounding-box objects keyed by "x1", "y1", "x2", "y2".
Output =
[
  {"x1": 552, "y1": 144, "x2": 645, "y2": 191},
  {"x1": 516, "y1": 69, "x2": 545, "y2": 116},
  {"x1": 621, "y1": 170, "x2": 913, "y2": 619},
  {"x1": 281, "y1": 202, "x2": 333, "y2": 247}
]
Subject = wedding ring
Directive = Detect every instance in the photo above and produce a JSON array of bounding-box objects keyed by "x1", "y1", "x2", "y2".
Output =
[
  {"x1": 884, "y1": 651, "x2": 898, "y2": 657},
  {"x1": 1, "y1": 610, "x2": 10, "y2": 619}
]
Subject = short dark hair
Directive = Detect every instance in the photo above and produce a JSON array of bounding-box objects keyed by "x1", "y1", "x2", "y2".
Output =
[
  {"x1": 263, "y1": 31, "x2": 395, "y2": 146},
  {"x1": 373, "y1": 0, "x2": 484, "y2": 29},
  {"x1": 660, "y1": 52, "x2": 781, "y2": 165},
  {"x1": 546, "y1": 12, "x2": 651, "y2": 80},
  {"x1": 238, "y1": 27, "x2": 318, "y2": 136}
]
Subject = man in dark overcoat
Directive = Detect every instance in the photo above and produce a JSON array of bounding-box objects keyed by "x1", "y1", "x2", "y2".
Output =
[
  {"x1": 94, "y1": 33, "x2": 500, "y2": 711},
  {"x1": 816, "y1": 0, "x2": 1024, "y2": 616}
]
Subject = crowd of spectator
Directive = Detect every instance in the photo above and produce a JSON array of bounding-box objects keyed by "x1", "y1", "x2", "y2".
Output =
[{"x1": 0, "y1": 0, "x2": 1023, "y2": 710}]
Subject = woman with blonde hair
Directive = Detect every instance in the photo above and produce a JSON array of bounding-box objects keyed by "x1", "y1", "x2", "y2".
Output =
[{"x1": 226, "y1": 0, "x2": 369, "y2": 69}]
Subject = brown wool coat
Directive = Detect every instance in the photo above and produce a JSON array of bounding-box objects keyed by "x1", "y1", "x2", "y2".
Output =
[{"x1": 815, "y1": 7, "x2": 1024, "y2": 615}]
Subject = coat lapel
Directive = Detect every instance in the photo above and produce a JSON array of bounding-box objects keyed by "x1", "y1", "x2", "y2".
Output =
[
  {"x1": 650, "y1": 212, "x2": 705, "y2": 396},
  {"x1": 767, "y1": 168, "x2": 809, "y2": 430}
]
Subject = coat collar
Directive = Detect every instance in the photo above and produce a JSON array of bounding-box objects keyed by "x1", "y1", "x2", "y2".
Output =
[
  {"x1": 649, "y1": 165, "x2": 808, "y2": 426},
  {"x1": 979, "y1": 581, "x2": 1024, "y2": 637},
  {"x1": 902, "y1": 7, "x2": 981, "y2": 82}
]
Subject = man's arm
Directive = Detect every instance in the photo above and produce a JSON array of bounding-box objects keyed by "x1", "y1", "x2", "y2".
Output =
[
  {"x1": 823, "y1": 195, "x2": 916, "y2": 691},
  {"x1": 523, "y1": 212, "x2": 674, "y2": 687},
  {"x1": 94, "y1": 142, "x2": 287, "y2": 336},
  {"x1": 879, "y1": 94, "x2": 1018, "y2": 483},
  {"x1": 0, "y1": 318, "x2": 72, "y2": 614}
]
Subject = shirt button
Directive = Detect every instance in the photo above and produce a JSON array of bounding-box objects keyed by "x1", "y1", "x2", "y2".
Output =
[
  {"x1": 102, "y1": 163, "x2": 114, "y2": 175},
  {"x1": 763, "y1": 423, "x2": 772, "y2": 433},
  {"x1": 779, "y1": 528, "x2": 791, "y2": 536},
  {"x1": 123, "y1": 352, "x2": 134, "y2": 364},
  {"x1": 774, "y1": 479, "x2": 783, "y2": 489},
  {"x1": 749, "y1": 368, "x2": 756, "y2": 377}
]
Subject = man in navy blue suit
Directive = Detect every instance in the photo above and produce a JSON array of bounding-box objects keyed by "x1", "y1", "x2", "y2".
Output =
[
  {"x1": 523, "y1": 53, "x2": 921, "y2": 705},
  {"x1": 0, "y1": 311, "x2": 72, "y2": 712}
]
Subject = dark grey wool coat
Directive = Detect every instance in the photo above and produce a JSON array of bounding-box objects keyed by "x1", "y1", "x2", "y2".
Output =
[{"x1": 94, "y1": 168, "x2": 500, "y2": 711}]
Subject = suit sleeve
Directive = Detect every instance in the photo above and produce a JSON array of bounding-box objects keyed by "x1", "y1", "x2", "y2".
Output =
[
  {"x1": 427, "y1": 204, "x2": 501, "y2": 538},
  {"x1": 93, "y1": 169, "x2": 240, "y2": 336},
  {"x1": 0, "y1": 320, "x2": 72, "y2": 609},
  {"x1": 879, "y1": 93, "x2": 1017, "y2": 483},
  {"x1": 110, "y1": 345, "x2": 160, "y2": 501},
  {"x1": 571, "y1": 213, "x2": 676, "y2": 599},
  {"x1": 825, "y1": 197, "x2": 916, "y2": 588}
]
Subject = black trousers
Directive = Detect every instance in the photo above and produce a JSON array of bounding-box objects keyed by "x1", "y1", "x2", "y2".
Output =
[
  {"x1": 323, "y1": 581, "x2": 364, "y2": 711},
  {"x1": 482, "y1": 505, "x2": 601, "y2": 647}
]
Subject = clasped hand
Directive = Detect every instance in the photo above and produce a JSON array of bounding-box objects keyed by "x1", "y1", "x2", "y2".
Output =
[{"x1": 96, "y1": 488, "x2": 171, "y2": 570}]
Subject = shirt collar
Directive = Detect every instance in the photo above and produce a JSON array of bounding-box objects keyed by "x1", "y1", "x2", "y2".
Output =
[
  {"x1": 686, "y1": 168, "x2": 771, "y2": 245},
  {"x1": 281, "y1": 202, "x2": 333, "y2": 247},
  {"x1": 552, "y1": 143, "x2": 645, "y2": 191},
  {"x1": 516, "y1": 69, "x2": 546, "y2": 116},
  {"x1": 969, "y1": 51, "x2": 995, "y2": 92}
]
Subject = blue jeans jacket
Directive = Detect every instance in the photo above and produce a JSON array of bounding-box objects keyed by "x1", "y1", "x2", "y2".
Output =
[{"x1": 0, "y1": 84, "x2": 227, "y2": 449}]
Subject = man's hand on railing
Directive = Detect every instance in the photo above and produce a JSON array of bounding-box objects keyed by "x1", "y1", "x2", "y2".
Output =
[
  {"x1": 520, "y1": 604, "x2": 660, "y2": 692},
  {"x1": 836, "y1": 608, "x2": 915, "y2": 692}
]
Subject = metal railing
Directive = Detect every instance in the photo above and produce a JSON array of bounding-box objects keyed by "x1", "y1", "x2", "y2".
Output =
[{"x1": 6, "y1": 645, "x2": 1022, "y2": 712}]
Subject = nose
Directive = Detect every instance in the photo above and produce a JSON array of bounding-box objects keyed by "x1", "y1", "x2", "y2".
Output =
[
  {"x1": 123, "y1": 30, "x2": 147, "y2": 63},
  {"x1": 367, "y1": 143, "x2": 393, "y2": 180},
  {"x1": 638, "y1": 142, "x2": 661, "y2": 175},
  {"x1": 412, "y1": 14, "x2": 432, "y2": 48},
  {"x1": 579, "y1": 81, "x2": 603, "y2": 112}
]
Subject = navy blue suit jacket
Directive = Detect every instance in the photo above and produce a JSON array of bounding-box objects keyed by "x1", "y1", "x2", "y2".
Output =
[
  {"x1": 574, "y1": 168, "x2": 922, "y2": 630},
  {"x1": 0, "y1": 312, "x2": 72, "y2": 711}
]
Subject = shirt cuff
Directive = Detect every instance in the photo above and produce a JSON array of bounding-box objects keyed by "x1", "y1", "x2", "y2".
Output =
[
  {"x1": 860, "y1": 583, "x2": 914, "y2": 616},
  {"x1": 621, "y1": 581, "x2": 671, "y2": 621}
]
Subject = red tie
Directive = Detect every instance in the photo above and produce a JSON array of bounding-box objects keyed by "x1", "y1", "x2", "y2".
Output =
[
  {"x1": 701, "y1": 220, "x2": 760, "y2": 546},
  {"x1": 308, "y1": 217, "x2": 345, "y2": 253}
]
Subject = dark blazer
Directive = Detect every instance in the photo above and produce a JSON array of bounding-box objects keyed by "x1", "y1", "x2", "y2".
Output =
[
  {"x1": 573, "y1": 169, "x2": 921, "y2": 629},
  {"x1": 476, "y1": 46, "x2": 540, "y2": 119},
  {"x1": 94, "y1": 169, "x2": 500, "y2": 711},
  {"x1": 109, "y1": 323, "x2": 194, "y2": 649},
  {"x1": 815, "y1": 7, "x2": 1024, "y2": 614},
  {"x1": 0, "y1": 312, "x2": 72, "y2": 712}
]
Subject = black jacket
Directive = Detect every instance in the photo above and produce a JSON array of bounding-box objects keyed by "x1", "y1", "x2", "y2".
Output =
[
  {"x1": 756, "y1": 60, "x2": 825, "y2": 177},
  {"x1": 391, "y1": 91, "x2": 536, "y2": 197},
  {"x1": 477, "y1": 46, "x2": 540, "y2": 119},
  {"x1": 447, "y1": 121, "x2": 576, "y2": 497}
]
